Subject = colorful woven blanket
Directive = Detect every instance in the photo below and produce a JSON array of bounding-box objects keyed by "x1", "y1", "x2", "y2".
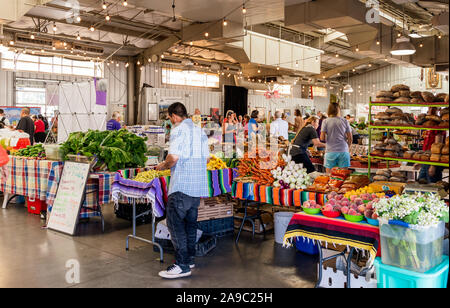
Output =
[{"x1": 283, "y1": 212, "x2": 381, "y2": 262}]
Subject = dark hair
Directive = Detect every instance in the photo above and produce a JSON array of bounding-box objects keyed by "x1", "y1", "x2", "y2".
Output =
[
  {"x1": 22, "y1": 107, "x2": 31, "y2": 115},
  {"x1": 327, "y1": 102, "x2": 340, "y2": 117},
  {"x1": 244, "y1": 115, "x2": 250, "y2": 121},
  {"x1": 295, "y1": 109, "x2": 302, "y2": 117},
  {"x1": 250, "y1": 110, "x2": 259, "y2": 119},
  {"x1": 168, "y1": 102, "x2": 188, "y2": 118},
  {"x1": 0, "y1": 109, "x2": 4, "y2": 114}
]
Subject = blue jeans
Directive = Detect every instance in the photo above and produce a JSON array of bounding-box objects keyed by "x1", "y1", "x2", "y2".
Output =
[{"x1": 166, "y1": 192, "x2": 200, "y2": 271}]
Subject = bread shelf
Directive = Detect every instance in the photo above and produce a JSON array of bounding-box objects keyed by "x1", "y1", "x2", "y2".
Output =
[
  {"x1": 370, "y1": 102, "x2": 449, "y2": 107},
  {"x1": 369, "y1": 125, "x2": 449, "y2": 131},
  {"x1": 369, "y1": 155, "x2": 449, "y2": 167}
]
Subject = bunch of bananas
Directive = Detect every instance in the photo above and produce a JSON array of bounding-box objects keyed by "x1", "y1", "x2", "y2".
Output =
[
  {"x1": 133, "y1": 169, "x2": 171, "y2": 183},
  {"x1": 207, "y1": 155, "x2": 228, "y2": 170}
]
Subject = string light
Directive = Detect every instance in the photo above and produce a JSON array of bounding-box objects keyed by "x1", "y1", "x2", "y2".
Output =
[
  {"x1": 53, "y1": 23, "x2": 57, "y2": 32},
  {"x1": 123, "y1": 0, "x2": 128, "y2": 7},
  {"x1": 242, "y1": 5, "x2": 247, "y2": 14},
  {"x1": 102, "y1": 1, "x2": 107, "y2": 10},
  {"x1": 276, "y1": 66, "x2": 280, "y2": 70},
  {"x1": 90, "y1": 25, "x2": 95, "y2": 32},
  {"x1": 77, "y1": 33, "x2": 81, "y2": 40},
  {"x1": 376, "y1": 40, "x2": 380, "y2": 45},
  {"x1": 204, "y1": 32, "x2": 209, "y2": 37},
  {"x1": 125, "y1": 63, "x2": 129, "y2": 68},
  {"x1": 335, "y1": 53, "x2": 339, "y2": 58},
  {"x1": 190, "y1": 41, "x2": 193, "y2": 46},
  {"x1": 105, "y1": 14, "x2": 111, "y2": 21},
  {"x1": 419, "y1": 43, "x2": 423, "y2": 48},
  {"x1": 295, "y1": 60, "x2": 299, "y2": 67},
  {"x1": 161, "y1": 54, "x2": 165, "y2": 59},
  {"x1": 9, "y1": 40, "x2": 15, "y2": 46},
  {"x1": 76, "y1": 16, "x2": 81, "y2": 22},
  {"x1": 30, "y1": 34, "x2": 35, "y2": 39},
  {"x1": 223, "y1": 19, "x2": 228, "y2": 26}
]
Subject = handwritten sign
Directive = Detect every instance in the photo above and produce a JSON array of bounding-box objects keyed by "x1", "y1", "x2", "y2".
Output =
[{"x1": 47, "y1": 162, "x2": 90, "y2": 235}]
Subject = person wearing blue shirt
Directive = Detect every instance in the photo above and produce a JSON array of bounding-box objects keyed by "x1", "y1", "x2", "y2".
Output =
[
  {"x1": 106, "y1": 112, "x2": 122, "y2": 131},
  {"x1": 248, "y1": 110, "x2": 260, "y2": 141},
  {"x1": 155, "y1": 102, "x2": 209, "y2": 279}
]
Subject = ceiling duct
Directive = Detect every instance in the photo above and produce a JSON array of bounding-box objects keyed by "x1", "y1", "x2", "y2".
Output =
[
  {"x1": 72, "y1": 43, "x2": 104, "y2": 55},
  {"x1": 15, "y1": 33, "x2": 53, "y2": 48},
  {"x1": 432, "y1": 12, "x2": 449, "y2": 35}
]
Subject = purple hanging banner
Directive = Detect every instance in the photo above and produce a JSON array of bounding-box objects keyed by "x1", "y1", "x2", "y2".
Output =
[{"x1": 94, "y1": 78, "x2": 107, "y2": 106}]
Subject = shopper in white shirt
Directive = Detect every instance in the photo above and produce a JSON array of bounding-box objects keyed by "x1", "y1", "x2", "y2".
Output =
[{"x1": 270, "y1": 111, "x2": 289, "y2": 140}]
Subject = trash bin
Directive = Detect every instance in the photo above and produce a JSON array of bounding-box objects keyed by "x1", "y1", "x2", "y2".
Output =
[{"x1": 274, "y1": 212, "x2": 294, "y2": 244}]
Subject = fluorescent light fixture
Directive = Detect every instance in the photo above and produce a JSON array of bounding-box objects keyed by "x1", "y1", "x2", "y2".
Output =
[
  {"x1": 409, "y1": 33, "x2": 422, "y2": 38},
  {"x1": 343, "y1": 84, "x2": 354, "y2": 93},
  {"x1": 391, "y1": 36, "x2": 416, "y2": 56}
]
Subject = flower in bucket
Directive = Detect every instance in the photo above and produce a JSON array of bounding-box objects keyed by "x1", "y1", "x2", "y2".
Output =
[{"x1": 373, "y1": 193, "x2": 449, "y2": 226}]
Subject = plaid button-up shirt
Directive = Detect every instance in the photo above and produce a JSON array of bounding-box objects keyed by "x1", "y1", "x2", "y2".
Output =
[{"x1": 168, "y1": 118, "x2": 209, "y2": 197}]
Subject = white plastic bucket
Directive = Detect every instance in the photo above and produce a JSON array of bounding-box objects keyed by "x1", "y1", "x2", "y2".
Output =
[{"x1": 274, "y1": 212, "x2": 295, "y2": 244}]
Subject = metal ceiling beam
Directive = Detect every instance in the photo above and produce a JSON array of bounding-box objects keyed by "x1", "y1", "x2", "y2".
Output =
[{"x1": 313, "y1": 57, "x2": 373, "y2": 78}]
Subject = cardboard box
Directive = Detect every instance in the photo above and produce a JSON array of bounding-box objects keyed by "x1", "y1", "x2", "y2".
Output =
[
  {"x1": 198, "y1": 198, "x2": 234, "y2": 222},
  {"x1": 369, "y1": 181, "x2": 406, "y2": 195}
]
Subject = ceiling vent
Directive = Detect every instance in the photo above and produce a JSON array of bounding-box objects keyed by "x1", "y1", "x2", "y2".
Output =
[
  {"x1": 15, "y1": 34, "x2": 53, "y2": 48},
  {"x1": 73, "y1": 43, "x2": 104, "y2": 55}
]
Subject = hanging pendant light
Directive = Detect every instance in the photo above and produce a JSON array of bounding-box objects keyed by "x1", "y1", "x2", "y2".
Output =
[
  {"x1": 391, "y1": 36, "x2": 416, "y2": 56},
  {"x1": 343, "y1": 71, "x2": 353, "y2": 93}
]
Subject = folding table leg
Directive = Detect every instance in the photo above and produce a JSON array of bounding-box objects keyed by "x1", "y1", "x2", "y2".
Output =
[{"x1": 235, "y1": 200, "x2": 248, "y2": 244}]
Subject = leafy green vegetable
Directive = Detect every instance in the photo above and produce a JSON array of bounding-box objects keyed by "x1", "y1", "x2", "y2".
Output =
[{"x1": 61, "y1": 129, "x2": 148, "y2": 172}]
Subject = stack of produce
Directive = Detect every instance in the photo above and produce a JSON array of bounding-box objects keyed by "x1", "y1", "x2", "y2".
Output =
[
  {"x1": 271, "y1": 159, "x2": 312, "y2": 190},
  {"x1": 373, "y1": 170, "x2": 408, "y2": 183},
  {"x1": 373, "y1": 84, "x2": 449, "y2": 103},
  {"x1": 343, "y1": 185, "x2": 385, "y2": 200},
  {"x1": 325, "y1": 191, "x2": 383, "y2": 220},
  {"x1": 133, "y1": 169, "x2": 171, "y2": 183},
  {"x1": 207, "y1": 155, "x2": 228, "y2": 170},
  {"x1": 235, "y1": 149, "x2": 286, "y2": 185},
  {"x1": 11, "y1": 144, "x2": 46, "y2": 159},
  {"x1": 415, "y1": 107, "x2": 449, "y2": 128},
  {"x1": 61, "y1": 129, "x2": 148, "y2": 172}
]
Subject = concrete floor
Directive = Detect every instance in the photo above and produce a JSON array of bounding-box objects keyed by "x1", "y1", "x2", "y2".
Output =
[{"x1": 0, "y1": 201, "x2": 318, "y2": 288}]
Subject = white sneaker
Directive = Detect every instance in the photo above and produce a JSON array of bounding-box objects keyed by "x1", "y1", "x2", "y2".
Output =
[
  {"x1": 159, "y1": 264, "x2": 192, "y2": 279},
  {"x1": 190, "y1": 263, "x2": 195, "y2": 269}
]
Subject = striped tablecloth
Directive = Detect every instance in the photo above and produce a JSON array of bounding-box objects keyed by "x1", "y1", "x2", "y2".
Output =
[
  {"x1": 0, "y1": 156, "x2": 64, "y2": 202},
  {"x1": 232, "y1": 181, "x2": 327, "y2": 207},
  {"x1": 283, "y1": 212, "x2": 381, "y2": 262}
]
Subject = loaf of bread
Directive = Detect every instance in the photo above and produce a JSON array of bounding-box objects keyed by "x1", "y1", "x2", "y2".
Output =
[
  {"x1": 373, "y1": 175, "x2": 389, "y2": 181},
  {"x1": 389, "y1": 177, "x2": 406, "y2": 183},
  {"x1": 442, "y1": 113, "x2": 449, "y2": 121},
  {"x1": 403, "y1": 151, "x2": 415, "y2": 159},
  {"x1": 426, "y1": 115, "x2": 441, "y2": 122},
  {"x1": 371, "y1": 150, "x2": 385, "y2": 156},
  {"x1": 431, "y1": 143, "x2": 444, "y2": 154},
  {"x1": 422, "y1": 120, "x2": 439, "y2": 127},
  {"x1": 442, "y1": 145, "x2": 449, "y2": 155},
  {"x1": 391, "y1": 84, "x2": 410, "y2": 92},
  {"x1": 435, "y1": 93, "x2": 447, "y2": 102},
  {"x1": 441, "y1": 155, "x2": 449, "y2": 163},
  {"x1": 420, "y1": 153, "x2": 431, "y2": 161},
  {"x1": 413, "y1": 152, "x2": 423, "y2": 160},
  {"x1": 374, "y1": 112, "x2": 391, "y2": 119},
  {"x1": 411, "y1": 98, "x2": 425, "y2": 104},
  {"x1": 384, "y1": 151, "x2": 397, "y2": 157},
  {"x1": 376, "y1": 91, "x2": 393, "y2": 98},
  {"x1": 439, "y1": 121, "x2": 449, "y2": 128},
  {"x1": 410, "y1": 91, "x2": 422, "y2": 98},
  {"x1": 422, "y1": 91, "x2": 435, "y2": 102},
  {"x1": 394, "y1": 97, "x2": 410, "y2": 102},
  {"x1": 430, "y1": 154, "x2": 441, "y2": 162},
  {"x1": 374, "y1": 97, "x2": 393, "y2": 102}
]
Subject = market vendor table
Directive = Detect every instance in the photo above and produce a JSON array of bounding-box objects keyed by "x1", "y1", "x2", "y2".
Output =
[
  {"x1": 111, "y1": 168, "x2": 237, "y2": 259},
  {"x1": 283, "y1": 212, "x2": 381, "y2": 288},
  {"x1": 0, "y1": 156, "x2": 64, "y2": 209},
  {"x1": 232, "y1": 181, "x2": 328, "y2": 244}
]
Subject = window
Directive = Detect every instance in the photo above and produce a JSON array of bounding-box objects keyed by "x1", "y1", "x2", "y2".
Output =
[
  {"x1": 312, "y1": 86, "x2": 328, "y2": 97},
  {"x1": 0, "y1": 48, "x2": 103, "y2": 78},
  {"x1": 16, "y1": 87, "x2": 58, "y2": 117},
  {"x1": 162, "y1": 68, "x2": 219, "y2": 88}
]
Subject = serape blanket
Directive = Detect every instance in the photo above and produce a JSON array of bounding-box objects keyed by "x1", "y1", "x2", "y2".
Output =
[
  {"x1": 111, "y1": 173, "x2": 166, "y2": 218},
  {"x1": 232, "y1": 182, "x2": 327, "y2": 207},
  {"x1": 0, "y1": 156, "x2": 64, "y2": 201},
  {"x1": 112, "y1": 168, "x2": 236, "y2": 217},
  {"x1": 283, "y1": 212, "x2": 381, "y2": 263}
]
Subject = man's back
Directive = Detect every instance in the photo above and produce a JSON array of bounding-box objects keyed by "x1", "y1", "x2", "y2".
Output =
[
  {"x1": 168, "y1": 118, "x2": 209, "y2": 197},
  {"x1": 270, "y1": 118, "x2": 289, "y2": 139}
]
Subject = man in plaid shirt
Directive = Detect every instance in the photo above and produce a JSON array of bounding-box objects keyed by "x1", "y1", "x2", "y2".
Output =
[{"x1": 156, "y1": 102, "x2": 209, "y2": 279}]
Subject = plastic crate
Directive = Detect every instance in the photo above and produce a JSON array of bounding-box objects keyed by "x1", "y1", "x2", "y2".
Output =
[
  {"x1": 26, "y1": 197, "x2": 47, "y2": 215},
  {"x1": 374, "y1": 256, "x2": 449, "y2": 288},
  {"x1": 153, "y1": 235, "x2": 217, "y2": 257},
  {"x1": 114, "y1": 203, "x2": 152, "y2": 225},
  {"x1": 379, "y1": 220, "x2": 445, "y2": 273},
  {"x1": 197, "y1": 217, "x2": 234, "y2": 237},
  {"x1": 295, "y1": 237, "x2": 320, "y2": 255}
]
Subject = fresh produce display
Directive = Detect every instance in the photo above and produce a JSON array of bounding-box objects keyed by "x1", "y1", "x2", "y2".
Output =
[
  {"x1": 307, "y1": 168, "x2": 352, "y2": 193},
  {"x1": 61, "y1": 129, "x2": 148, "y2": 172},
  {"x1": 337, "y1": 174, "x2": 371, "y2": 194},
  {"x1": 271, "y1": 156, "x2": 312, "y2": 190},
  {"x1": 133, "y1": 169, "x2": 171, "y2": 183},
  {"x1": 207, "y1": 155, "x2": 228, "y2": 170},
  {"x1": 236, "y1": 149, "x2": 285, "y2": 185},
  {"x1": 343, "y1": 185, "x2": 385, "y2": 200},
  {"x1": 11, "y1": 144, "x2": 46, "y2": 159}
]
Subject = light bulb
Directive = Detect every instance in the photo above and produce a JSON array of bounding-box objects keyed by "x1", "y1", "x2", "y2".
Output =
[
  {"x1": 53, "y1": 23, "x2": 57, "y2": 32},
  {"x1": 77, "y1": 33, "x2": 81, "y2": 40},
  {"x1": 76, "y1": 16, "x2": 81, "y2": 22},
  {"x1": 242, "y1": 6, "x2": 247, "y2": 14},
  {"x1": 102, "y1": 1, "x2": 107, "y2": 9},
  {"x1": 105, "y1": 15, "x2": 110, "y2": 21},
  {"x1": 123, "y1": 0, "x2": 128, "y2": 6},
  {"x1": 9, "y1": 40, "x2": 14, "y2": 46},
  {"x1": 190, "y1": 41, "x2": 193, "y2": 46},
  {"x1": 223, "y1": 19, "x2": 228, "y2": 26},
  {"x1": 30, "y1": 34, "x2": 35, "y2": 39},
  {"x1": 125, "y1": 63, "x2": 129, "y2": 68},
  {"x1": 376, "y1": 40, "x2": 380, "y2": 45},
  {"x1": 90, "y1": 25, "x2": 95, "y2": 32},
  {"x1": 335, "y1": 54, "x2": 339, "y2": 58},
  {"x1": 276, "y1": 66, "x2": 280, "y2": 70},
  {"x1": 205, "y1": 32, "x2": 209, "y2": 37}
]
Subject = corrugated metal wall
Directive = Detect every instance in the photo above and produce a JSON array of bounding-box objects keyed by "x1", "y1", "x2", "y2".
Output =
[
  {"x1": 0, "y1": 62, "x2": 128, "y2": 116},
  {"x1": 345, "y1": 65, "x2": 450, "y2": 117},
  {"x1": 0, "y1": 69, "x2": 14, "y2": 106},
  {"x1": 248, "y1": 94, "x2": 313, "y2": 115}
]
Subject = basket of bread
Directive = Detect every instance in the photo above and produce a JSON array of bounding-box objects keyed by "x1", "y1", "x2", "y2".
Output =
[{"x1": 373, "y1": 84, "x2": 449, "y2": 104}]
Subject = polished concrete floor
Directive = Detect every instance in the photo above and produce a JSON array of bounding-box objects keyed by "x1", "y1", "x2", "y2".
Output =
[{"x1": 0, "y1": 201, "x2": 318, "y2": 288}]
